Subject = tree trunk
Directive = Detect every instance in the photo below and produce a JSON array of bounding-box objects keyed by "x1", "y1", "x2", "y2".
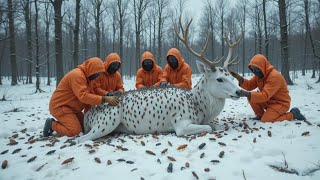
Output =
[
  {"x1": 263, "y1": 0, "x2": 269, "y2": 58},
  {"x1": 278, "y1": 0, "x2": 293, "y2": 85},
  {"x1": 34, "y1": 0, "x2": 43, "y2": 93},
  {"x1": 73, "y1": 0, "x2": 80, "y2": 67},
  {"x1": 45, "y1": 3, "x2": 51, "y2": 85},
  {"x1": 242, "y1": 3, "x2": 246, "y2": 77},
  {"x1": 24, "y1": 0, "x2": 33, "y2": 84},
  {"x1": 304, "y1": 0, "x2": 320, "y2": 79},
  {"x1": 7, "y1": 0, "x2": 18, "y2": 86},
  {"x1": 52, "y1": 0, "x2": 64, "y2": 86},
  {"x1": 117, "y1": 0, "x2": 124, "y2": 65},
  {"x1": 302, "y1": 32, "x2": 307, "y2": 76},
  {"x1": 0, "y1": 43, "x2": 5, "y2": 85},
  {"x1": 221, "y1": 13, "x2": 224, "y2": 57},
  {"x1": 95, "y1": 1, "x2": 101, "y2": 57}
]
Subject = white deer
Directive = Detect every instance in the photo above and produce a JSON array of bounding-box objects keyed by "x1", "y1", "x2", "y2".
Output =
[{"x1": 77, "y1": 17, "x2": 243, "y2": 143}]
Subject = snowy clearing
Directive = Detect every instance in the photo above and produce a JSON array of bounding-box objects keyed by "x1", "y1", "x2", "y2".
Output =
[{"x1": 0, "y1": 73, "x2": 320, "y2": 180}]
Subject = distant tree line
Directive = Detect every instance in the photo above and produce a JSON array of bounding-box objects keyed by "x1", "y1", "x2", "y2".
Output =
[{"x1": 0, "y1": 0, "x2": 319, "y2": 89}]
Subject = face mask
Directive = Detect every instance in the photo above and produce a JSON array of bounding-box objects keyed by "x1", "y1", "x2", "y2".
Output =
[
  {"x1": 107, "y1": 62, "x2": 120, "y2": 75},
  {"x1": 88, "y1": 72, "x2": 102, "y2": 80},
  {"x1": 167, "y1": 55, "x2": 178, "y2": 70},
  {"x1": 250, "y1": 66, "x2": 264, "y2": 78},
  {"x1": 143, "y1": 59, "x2": 153, "y2": 71}
]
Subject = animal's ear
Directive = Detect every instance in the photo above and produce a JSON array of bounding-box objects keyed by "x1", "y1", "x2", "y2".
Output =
[{"x1": 196, "y1": 61, "x2": 211, "y2": 74}]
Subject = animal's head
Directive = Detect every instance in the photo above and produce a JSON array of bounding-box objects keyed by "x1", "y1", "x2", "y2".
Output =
[
  {"x1": 175, "y1": 16, "x2": 242, "y2": 100},
  {"x1": 196, "y1": 61, "x2": 240, "y2": 100}
]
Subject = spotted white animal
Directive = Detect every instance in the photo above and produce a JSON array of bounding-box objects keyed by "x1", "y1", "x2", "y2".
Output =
[{"x1": 77, "y1": 18, "x2": 243, "y2": 143}]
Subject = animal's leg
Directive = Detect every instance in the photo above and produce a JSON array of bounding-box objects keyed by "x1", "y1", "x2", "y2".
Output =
[
  {"x1": 173, "y1": 119, "x2": 212, "y2": 136},
  {"x1": 77, "y1": 118, "x2": 121, "y2": 143},
  {"x1": 114, "y1": 123, "x2": 131, "y2": 134}
]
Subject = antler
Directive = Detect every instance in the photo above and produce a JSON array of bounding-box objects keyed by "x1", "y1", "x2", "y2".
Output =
[
  {"x1": 223, "y1": 33, "x2": 243, "y2": 68},
  {"x1": 175, "y1": 16, "x2": 219, "y2": 72}
]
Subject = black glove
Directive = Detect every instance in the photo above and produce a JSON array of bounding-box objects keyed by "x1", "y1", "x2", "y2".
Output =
[
  {"x1": 160, "y1": 81, "x2": 168, "y2": 87},
  {"x1": 237, "y1": 89, "x2": 251, "y2": 97},
  {"x1": 107, "y1": 90, "x2": 122, "y2": 96},
  {"x1": 229, "y1": 70, "x2": 244, "y2": 85}
]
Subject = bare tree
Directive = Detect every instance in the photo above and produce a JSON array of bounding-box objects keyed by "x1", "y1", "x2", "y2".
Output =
[
  {"x1": 34, "y1": 0, "x2": 43, "y2": 93},
  {"x1": 116, "y1": 0, "x2": 128, "y2": 62},
  {"x1": 262, "y1": 0, "x2": 269, "y2": 58},
  {"x1": 89, "y1": 0, "x2": 107, "y2": 58},
  {"x1": 81, "y1": 1, "x2": 89, "y2": 59},
  {"x1": 21, "y1": 0, "x2": 33, "y2": 84},
  {"x1": 0, "y1": 2, "x2": 8, "y2": 85},
  {"x1": 239, "y1": 0, "x2": 247, "y2": 76},
  {"x1": 50, "y1": 0, "x2": 64, "y2": 86},
  {"x1": 215, "y1": 0, "x2": 228, "y2": 57},
  {"x1": 132, "y1": 0, "x2": 150, "y2": 72},
  {"x1": 73, "y1": 0, "x2": 80, "y2": 67},
  {"x1": 278, "y1": 0, "x2": 293, "y2": 85},
  {"x1": 304, "y1": 0, "x2": 320, "y2": 80},
  {"x1": 7, "y1": 0, "x2": 18, "y2": 85},
  {"x1": 109, "y1": 1, "x2": 119, "y2": 52},
  {"x1": 156, "y1": 0, "x2": 169, "y2": 65},
  {"x1": 43, "y1": 1, "x2": 53, "y2": 85}
]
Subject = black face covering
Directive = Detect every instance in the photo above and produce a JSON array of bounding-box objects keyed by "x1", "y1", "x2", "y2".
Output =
[
  {"x1": 107, "y1": 62, "x2": 120, "y2": 75},
  {"x1": 250, "y1": 65, "x2": 264, "y2": 78},
  {"x1": 167, "y1": 55, "x2": 178, "y2": 70},
  {"x1": 142, "y1": 59, "x2": 153, "y2": 71},
  {"x1": 88, "y1": 72, "x2": 102, "y2": 80}
]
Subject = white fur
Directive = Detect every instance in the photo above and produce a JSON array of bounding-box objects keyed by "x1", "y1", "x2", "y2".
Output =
[{"x1": 77, "y1": 62, "x2": 241, "y2": 143}]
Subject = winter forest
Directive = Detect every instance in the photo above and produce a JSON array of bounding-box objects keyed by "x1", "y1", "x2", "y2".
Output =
[
  {"x1": 0, "y1": 0, "x2": 319, "y2": 88},
  {"x1": 1, "y1": 0, "x2": 320, "y2": 180}
]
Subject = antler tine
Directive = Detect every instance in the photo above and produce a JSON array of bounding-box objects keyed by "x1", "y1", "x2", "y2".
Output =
[
  {"x1": 175, "y1": 16, "x2": 217, "y2": 71},
  {"x1": 213, "y1": 56, "x2": 224, "y2": 64},
  {"x1": 229, "y1": 55, "x2": 240, "y2": 66},
  {"x1": 223, "y1": 33, "x2": 243, "y2": 68}
]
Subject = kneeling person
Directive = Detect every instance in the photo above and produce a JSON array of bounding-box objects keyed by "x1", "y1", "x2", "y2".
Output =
[
  {"x1": 231, "y1": 54, "x2": 306, "y2": 122},
  {"x1": 43, "y1": 58, "x2": 119, "y2": 137}
]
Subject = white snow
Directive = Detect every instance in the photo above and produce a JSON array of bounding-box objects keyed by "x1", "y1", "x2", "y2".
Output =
[{"x1": 0, "y1": 73, "x2": 320, "y2": 180}]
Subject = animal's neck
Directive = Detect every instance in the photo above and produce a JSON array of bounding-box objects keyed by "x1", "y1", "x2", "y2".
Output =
[{"x1": 192, "y1": 76, "x2": 226, "y2": 122}]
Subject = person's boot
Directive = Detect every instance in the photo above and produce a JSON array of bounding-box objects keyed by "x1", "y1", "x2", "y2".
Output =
[
  {"x1": 43, "y1": 118, "x2": 55, "y2": 137},
  {"x1": 249, "y1": 116, "x2": 261, "y2": 120},
  {"x1": 290, "y1": 107, "x2": 306, "y2": 121}
]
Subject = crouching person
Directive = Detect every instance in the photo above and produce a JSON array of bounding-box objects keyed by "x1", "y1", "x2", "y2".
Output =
[
  {"x1": 231, "y1": 54, "x2": 306, "y2": 123},
  {"x1": 136, "y1": 51, "x2": 163, "y2": 89},
  {"x1": 43, "y1": 57, "x2": 119, "y2": 137}
]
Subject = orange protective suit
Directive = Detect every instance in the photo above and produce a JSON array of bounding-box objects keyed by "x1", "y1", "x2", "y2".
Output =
[
  {"x1": 240, "y1": 54, "x2": 293, "y2": 122},
  {"x1": 160, "y1": 48, "x2": 192, "y2": 90},
  {"x1": 93, "y1": 53, "x2": 125, "y2": 96},
  {"x1": 49, "y1": 57, "x2": 105, "y2": 136},
  {"x1": 136, "y1": 51, "x2": 163, "y2": 89}
]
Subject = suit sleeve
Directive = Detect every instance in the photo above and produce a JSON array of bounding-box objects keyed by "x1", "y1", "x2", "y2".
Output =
[
  {"x1": 71, "y1": 75, "x2": 103, "y2": 106},
  {"x1": 160, "y1": 65, "x2": 169, "y2": 83},
  {"x1": 240, "y1": 76, "x2": 259, "y2": 91},
  {"x1": 154, "y1": 66, "x2": 163, "y2": 86},
  {"x1": 174, "y1": 67, "x2": 192, "y2": 89},
  {"x1": 93, "y1": 76, "x2": 108, "y2": 96},
  {"x1": 250, "y1": 74, "x2": 281, "y2": 103},
  {"x1": 116, "y1": 72, "x2": 125, "y2": 92},
  {"x1": 135, "y1": 70, "x2": 144, "y2": 89}
]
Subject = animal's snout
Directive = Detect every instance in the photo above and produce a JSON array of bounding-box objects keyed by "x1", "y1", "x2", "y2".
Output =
[{"x1": 236, "y1": 90, "x2": 241, "y2": 96}]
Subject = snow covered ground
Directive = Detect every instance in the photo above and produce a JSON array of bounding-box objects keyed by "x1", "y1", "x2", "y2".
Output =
[{"x1": 0, "y1": 73, "x2": 320, "y2": 180}]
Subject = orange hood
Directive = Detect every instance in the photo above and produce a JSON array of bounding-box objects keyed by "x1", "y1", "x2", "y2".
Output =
[
  {"x1": 141, "y1": 51, "x2": 156, "y2": 69},
  {"x1": 166, "y1": 48, "x2": 184, "y2": 70},
  {"x1": 248, "y1": 54, "x2": 274, "y2": 79},
  {"x1": 77, "y1": 57, "x2": 104, "y2": 78},
  {"x1": 104, "y1": 53, "x2": 122, "y2": 75}
]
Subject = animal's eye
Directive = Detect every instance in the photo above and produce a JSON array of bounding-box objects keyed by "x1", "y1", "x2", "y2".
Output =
[{"x1": 217, "y1": 78, "x2": 223, "y2": 82}]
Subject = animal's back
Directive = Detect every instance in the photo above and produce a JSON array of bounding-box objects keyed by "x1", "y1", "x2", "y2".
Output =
[{"x1": 84, "y1": 87, "x2": 199, "y2": 135}]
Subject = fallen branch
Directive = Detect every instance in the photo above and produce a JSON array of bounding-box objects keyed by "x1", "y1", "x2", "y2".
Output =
[{"x1": 242, "y1": 169, "x2": 247, "y2": 180}]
